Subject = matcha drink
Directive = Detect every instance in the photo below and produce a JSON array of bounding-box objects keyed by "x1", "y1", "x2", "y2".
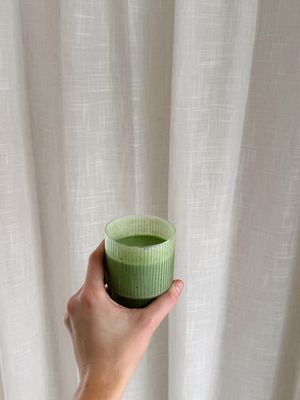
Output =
[
  {"x1": 104, "y1": 215, "x2": 176, "y2": 308},
  {"x1": 116, "y1": 235, "x2": 165, "y2": 247}
]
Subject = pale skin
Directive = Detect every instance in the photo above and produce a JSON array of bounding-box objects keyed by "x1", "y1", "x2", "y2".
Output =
[{"x1": 64, "y1": 240, "x2": 184, "y2": 400}]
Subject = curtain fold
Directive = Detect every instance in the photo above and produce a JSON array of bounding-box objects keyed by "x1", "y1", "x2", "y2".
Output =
[
  {"x1": 168, "y1": 1, "x2": 260, "y2": 398},
  {"x1": 1, "y1": 1, "x2": 300, "y2": 399},
  {"x1": 0, "y1": 1, "x2": 53, "y2": 398},
  {"x1": 213, "y1": 0, "x2": 300, "y2": 397}
]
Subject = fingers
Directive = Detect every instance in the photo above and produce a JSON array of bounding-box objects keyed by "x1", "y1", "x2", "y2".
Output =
[
  {"x1": 64, "y1": 241, "x2": 106, "y2": 330},
  {"x1": 64, "y1": 283, "x2": 84, "y2": 332},
  {"x1": 84, "y1": 240, "x2": 106, "y2": 290},
  {"x1": 142, "y1": 280, "x2": 184, "y2": 331}
]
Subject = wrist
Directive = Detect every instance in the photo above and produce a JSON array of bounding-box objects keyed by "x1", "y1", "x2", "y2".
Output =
[{"x1": 74, "y1": 366, "x2": 129, "y2": 400}]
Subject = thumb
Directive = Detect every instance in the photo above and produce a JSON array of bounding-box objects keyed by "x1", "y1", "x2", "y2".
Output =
[{"x1": 143, "y1": 280, "x2": 184, "y2": 331}]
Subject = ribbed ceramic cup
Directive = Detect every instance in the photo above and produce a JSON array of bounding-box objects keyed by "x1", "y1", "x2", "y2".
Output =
[{"x1": 104, "y1": 215, "x2": 176, "y2": 308}]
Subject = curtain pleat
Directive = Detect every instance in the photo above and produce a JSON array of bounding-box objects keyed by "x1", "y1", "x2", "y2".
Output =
[
  {"x1": 0, "y1": 1, "x2": 56, "y2": 398},
  {"x1": 168, "y1": 1, "x2": 259, "y2": 398}
]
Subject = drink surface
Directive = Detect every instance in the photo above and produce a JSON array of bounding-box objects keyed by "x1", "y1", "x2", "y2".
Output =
[{"x1": 116, "y1": 234, "x2": 165, "y2": 247}]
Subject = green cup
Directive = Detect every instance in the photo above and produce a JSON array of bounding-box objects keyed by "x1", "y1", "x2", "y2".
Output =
[{"x1": 104, "y1": 214, "x2": 176, "y2": 308}]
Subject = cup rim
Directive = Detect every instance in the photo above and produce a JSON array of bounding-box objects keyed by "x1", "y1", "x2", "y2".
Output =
[{"x1": 104, "y1": 214, "x2": 176, "y2": 249}]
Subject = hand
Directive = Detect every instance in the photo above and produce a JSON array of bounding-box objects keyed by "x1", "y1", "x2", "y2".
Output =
[{"x1": 64, "y1": 240, "x2": 184, "y2": 400}]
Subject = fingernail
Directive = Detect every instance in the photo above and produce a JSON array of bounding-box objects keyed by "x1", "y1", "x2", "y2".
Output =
[{"x1": 174, "y1": 280, "x2": 184, "y2": 293}]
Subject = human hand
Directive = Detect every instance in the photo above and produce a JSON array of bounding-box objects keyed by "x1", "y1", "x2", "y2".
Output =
[{"x1": 64, "y1": 240, "x2": 184, "y2": 400}]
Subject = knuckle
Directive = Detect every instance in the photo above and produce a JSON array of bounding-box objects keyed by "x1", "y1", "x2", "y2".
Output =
[
  {"x1": 64, "y1": 313, "x2": 70, "y2": 329},
  {"x1": 66, "y1": 296, "x2": 77, "y2": 316},
  {"x1": 80, "y1": 287, "x2": 98, "y2": 310},
  {"x1": 166, "y1": 289, "x2": 178, "y2": 305}
]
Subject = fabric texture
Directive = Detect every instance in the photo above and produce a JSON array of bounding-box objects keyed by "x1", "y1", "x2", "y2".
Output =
[{"x1": 1, "y1": 0, "x2": 300, "y2": 399}]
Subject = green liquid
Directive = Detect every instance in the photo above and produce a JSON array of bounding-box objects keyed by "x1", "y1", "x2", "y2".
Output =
[{"x1": 116, "y1": 235, "x2": 165, "y2": 247}]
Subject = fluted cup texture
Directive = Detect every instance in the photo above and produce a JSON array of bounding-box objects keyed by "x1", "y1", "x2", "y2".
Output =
[{"x1": 104, "y1": 215, "x2": 176, "y2": 308}]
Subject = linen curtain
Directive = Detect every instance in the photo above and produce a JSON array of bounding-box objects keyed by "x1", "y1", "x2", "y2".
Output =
[{"x1": 1, "y1": 0, "x2": 300, "y2": 399}]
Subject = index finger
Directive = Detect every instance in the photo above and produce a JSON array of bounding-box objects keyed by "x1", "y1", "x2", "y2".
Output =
[{"x1": 84, "y1": 240, "x2": 105, "y2": 289}]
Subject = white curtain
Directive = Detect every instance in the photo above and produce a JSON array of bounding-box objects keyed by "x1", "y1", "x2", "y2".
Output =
[{"x1": 1, "y1": 0, "x2": 300, "y2": 399}]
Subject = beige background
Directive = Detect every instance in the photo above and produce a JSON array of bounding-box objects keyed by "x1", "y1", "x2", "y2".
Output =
[{"x1": 1, "y1": 0, "x2": 300, "y2": 399}]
